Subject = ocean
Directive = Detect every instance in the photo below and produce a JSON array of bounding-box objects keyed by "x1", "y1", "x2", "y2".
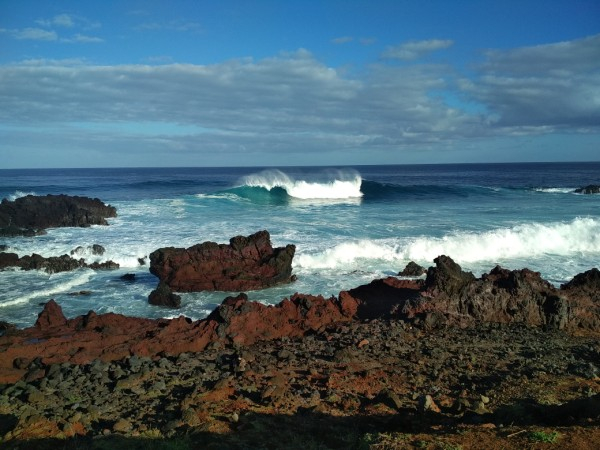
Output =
[{"x1": 1, "y1": 162, "x2": 599, "y2": 328}]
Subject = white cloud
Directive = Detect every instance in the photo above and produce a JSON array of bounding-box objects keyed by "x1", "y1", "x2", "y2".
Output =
[
  {"x1": 0, "y1": 50, "x2": 475, "y2": 155},
  {"x1": 12, "y1": 27, "x2": 58, "y2": 41},
  {"x1": 332, "y1": 36, "x2": 353, "y2": 44},
  {"x1": 64, "y1": 33, "x2": 104, "y2": 43},
  {"x1": 1, "y1": 35, "x2": 597, "y2": 164},
  {"x1": 465, "y1": 34, "x2": 600, "y2": 130},
  {"x1": 135, "y1": 20, "x2": 203, "y2": 33},
  {"x1": 382, "y1": 39, "x2": 454, "y2": 60}
]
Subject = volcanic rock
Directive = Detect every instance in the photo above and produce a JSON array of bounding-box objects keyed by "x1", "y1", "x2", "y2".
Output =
[
  {"x1": 148, "y1": 281, "x2": 182, "y2": 308},
  {"x1": 343, "y1": 255, "x2": 600, "y2": 331},
  {"x1": 0, "y1": 252, "x2": 119, "y2": 273},
  {"x1": 149, "y1": 230, "x2": 296, "y2": 292},
  {"x1": 0, "y1": 194, "x2": 117, "y2": 237},
  {"x1": 575, "y1": 184, "x2": 600, "y2": 194},
  {"x1": 399, "y1": 261, "x2": 427, "y2": 277}
]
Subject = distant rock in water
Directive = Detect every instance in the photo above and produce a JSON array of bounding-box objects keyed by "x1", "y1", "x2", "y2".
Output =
[
  {"x1": 0, "y1": 252, "x2": 119, "y2": 273},
  {"x1": 149, "y1": 230, "x2": 296, "y2": 292},
  {"x1": 575, "y1": 184, "x2": 600, "y2": 194},
  {"x1": 0, "y1": 194, "x2": 117, "y2": 237}
]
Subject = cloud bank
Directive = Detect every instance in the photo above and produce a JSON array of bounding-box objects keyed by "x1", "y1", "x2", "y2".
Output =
[{"x1": 1, "y1": 34, "x2": 598, "y2": 166}]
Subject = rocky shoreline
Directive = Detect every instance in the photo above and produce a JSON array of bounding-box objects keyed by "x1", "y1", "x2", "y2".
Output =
[
  {"x1": 1, "y1": 255, "x2": 599, "y2": 448},
  {"x1": 0, "y1": 195, "x2": 599, "y2": 448}
]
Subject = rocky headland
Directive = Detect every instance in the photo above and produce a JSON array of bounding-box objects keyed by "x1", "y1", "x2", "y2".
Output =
[
  {"x1": 1, "y1": 255, "x2": 599, "y2": 449},
  {"x1": 0, "y1": 194, "x2": 116, "y2": 237}
]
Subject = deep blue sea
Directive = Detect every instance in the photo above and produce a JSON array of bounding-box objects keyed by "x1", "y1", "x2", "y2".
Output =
[{"x1": 1, "y1": 163, "x2": 599, "y2": 328}]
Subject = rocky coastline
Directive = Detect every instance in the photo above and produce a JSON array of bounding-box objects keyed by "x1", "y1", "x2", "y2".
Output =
[
  {"x1": 0, "y1": 256, "x2": 599, "y2": 448},
  {"x1": 0, "y1": 195, "x2": 599, "y2": 449}
]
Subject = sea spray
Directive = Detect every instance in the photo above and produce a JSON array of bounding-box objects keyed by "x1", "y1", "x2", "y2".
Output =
[
  {"x1": 239, "y1": 169, "x2": 363, "y2": 199},
  {"x1": 296, "y1": 217, "x2": 600, "y2": 269}
]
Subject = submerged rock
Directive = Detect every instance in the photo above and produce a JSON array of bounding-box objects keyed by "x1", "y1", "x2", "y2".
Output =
[
  {"x1": 575, "y1": 184, "x2": 600, "y2": 194},
  {"x1": 149, "y1": 230, "x2": 296, "y2": 292}
]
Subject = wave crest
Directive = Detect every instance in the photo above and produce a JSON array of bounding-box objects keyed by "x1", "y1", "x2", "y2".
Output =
[
  {"x1": 296, "y1": 217, "x2": 600, "y2": 269},
  {"x1": 239, "y1": 169, "x2": 363, "y2": 199}
]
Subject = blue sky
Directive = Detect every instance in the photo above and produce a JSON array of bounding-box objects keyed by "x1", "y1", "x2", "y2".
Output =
[{"x1": 1, "y1": 0, "x2": 599, "y2": 168}]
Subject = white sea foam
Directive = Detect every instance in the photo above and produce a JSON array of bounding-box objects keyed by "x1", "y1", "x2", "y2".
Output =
[
  {"x1": 0, "y1": 269, "x2": 94, "y2": 308},
  {"x1": 533, "y1": 187, "x2": 576, "y2": 194},
  {"x1": 296, "y1": 217, "x2": 600, "y2": 269},
  {"x1": 240, "y1": 169, "x2": 363, "y2": 199},
  {"x1": 7, "y1": 190, "x2": 36, "y2": 201}
]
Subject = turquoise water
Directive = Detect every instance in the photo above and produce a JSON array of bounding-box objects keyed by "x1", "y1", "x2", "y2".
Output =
[{"x1": 1, "y1": 163, "x2": 599, "y2": 328}]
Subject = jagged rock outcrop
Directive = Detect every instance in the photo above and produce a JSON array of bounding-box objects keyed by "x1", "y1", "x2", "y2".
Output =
[
  {"x1": 398, "y1": 261, "x2": 426, "y2": 277},
  {"x1": 149, "y1": 230, "x2": 296, "y2": 292},
  {"x1": 0, "y1": 252, "x2": 119, "y2": 273},
  {"x1": 575, "y1": 184, "x2": 600, "y2": 194},
  {"x1": 0, "y1": 194, "x2": 117, "y2": 237},
  {"x1": 343, "y1": 255, "x2": 600, "y2": 331}
]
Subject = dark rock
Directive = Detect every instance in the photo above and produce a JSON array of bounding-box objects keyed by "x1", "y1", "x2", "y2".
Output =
[
  {"x1": 88, "y1": 260, "x2": 120, "y2": 270},
  {"x1": 67, "y1": 291, "x2": 92, "y2": 297},
  {"x1": 0, "y1": 321, "x2": 17, "y2": 336},
  {"x1": 0, "y1": 252, "x2": 119, "y2": 273},
  {"x1": 120, "y1": 273, "x2": 136, "y2": 282},
  {"x1": 149, "y1": 230, "x2": 296, "y2": 292},
  {"x1": 424, "y1": 255, "x2": 476, "y2": 298},
  {"x1": 0, "y1": 194, "x2": 117, "y2": 236},
  {"x1": 399, "y1": 261, "x2": 426, "y2": 277},
  {"x1": 574, "y1": 184, "x2": 600, "y2": 194},
  {"x1": 0, "y1": 252, "x2": 20, "y2": 270},
  {"x1": 148, "y1": 281, "x2": 182, "y2": 308},
  {"x1": 70, "y1": 244, "x2": 106, "y2": 256}
]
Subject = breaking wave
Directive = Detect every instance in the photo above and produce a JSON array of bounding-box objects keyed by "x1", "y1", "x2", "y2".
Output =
[
  {"x1": 296, "y1": 217, "x2": 600, "y2": 269},
  {"x1": 7, "y1": 190, "x2": 36, "y2": 201},
  {"x1": 238, "y1": 169, "x2": 363, "y2": 200}
]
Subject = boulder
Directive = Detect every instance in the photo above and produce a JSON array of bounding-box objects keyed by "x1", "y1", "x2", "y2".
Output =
[
  {"x1": 575, "y1": 184, "x2": 600, "y2": 194},
  {"x1": 149, "y1": 230, "x2": 296, "y2": 292},
  {"x1": 148, "y1": 281, "x2": 182, "y2": 308},
  {"x1": 0, "y1": 194, "x2": 117, "y2": 236}
]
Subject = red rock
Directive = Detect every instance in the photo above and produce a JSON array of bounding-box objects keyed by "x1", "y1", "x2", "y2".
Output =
[
  {"x1": 1, "y1": 257, "x2": 599, "y2": 385},
  {"x1": 149, "y1": 230, "x2": 295, "y2": 292}
]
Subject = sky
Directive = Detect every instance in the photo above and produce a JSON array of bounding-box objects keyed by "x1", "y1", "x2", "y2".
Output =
[{"x1": 1, "y1": 0, "x2": 599, "y2": 168}]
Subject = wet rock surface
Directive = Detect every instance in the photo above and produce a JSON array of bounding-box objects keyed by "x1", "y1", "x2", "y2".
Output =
[
  {"x1": 149, "y1": 230, "x2": 296, "y2": 292},
  {"x1": 575, "y1": 184, "x2": 600, "y2": 194},
  {"x1": 0, "y1": 194, "x2": 117, "y2": 237},
  {"x1": 0, "y1": 252, "x2": 120, "y2": 273}
]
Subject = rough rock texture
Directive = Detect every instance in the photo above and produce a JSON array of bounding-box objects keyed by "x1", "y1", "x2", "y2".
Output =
[
  {"x1": 0, "y1": 194, "x2": 117, "y2": 237},
  {"x1": 342, "y1": 255, "x2": 600, "y2": 331},
  {"x1": 0, "y1": 252, "x2": 119, "y2": 273},
  {"x1": 149, "y1": 230, "x2": 296, "y2": 292},
  {"x1": 398, "y1": 261, "x2": 426, "y2": 277},
  {"x1": 575, "y1": 184, "x2": 600, "y2": 194},
  {"x1": 2, "y1": 256, "x2": 599, "y2": 387},
  {"x1": 148, "y1": 281, "x2": 182, "y2": 308},
  {"x1": 0, "y1": 290, "x2": 357, "y2": 383}
]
